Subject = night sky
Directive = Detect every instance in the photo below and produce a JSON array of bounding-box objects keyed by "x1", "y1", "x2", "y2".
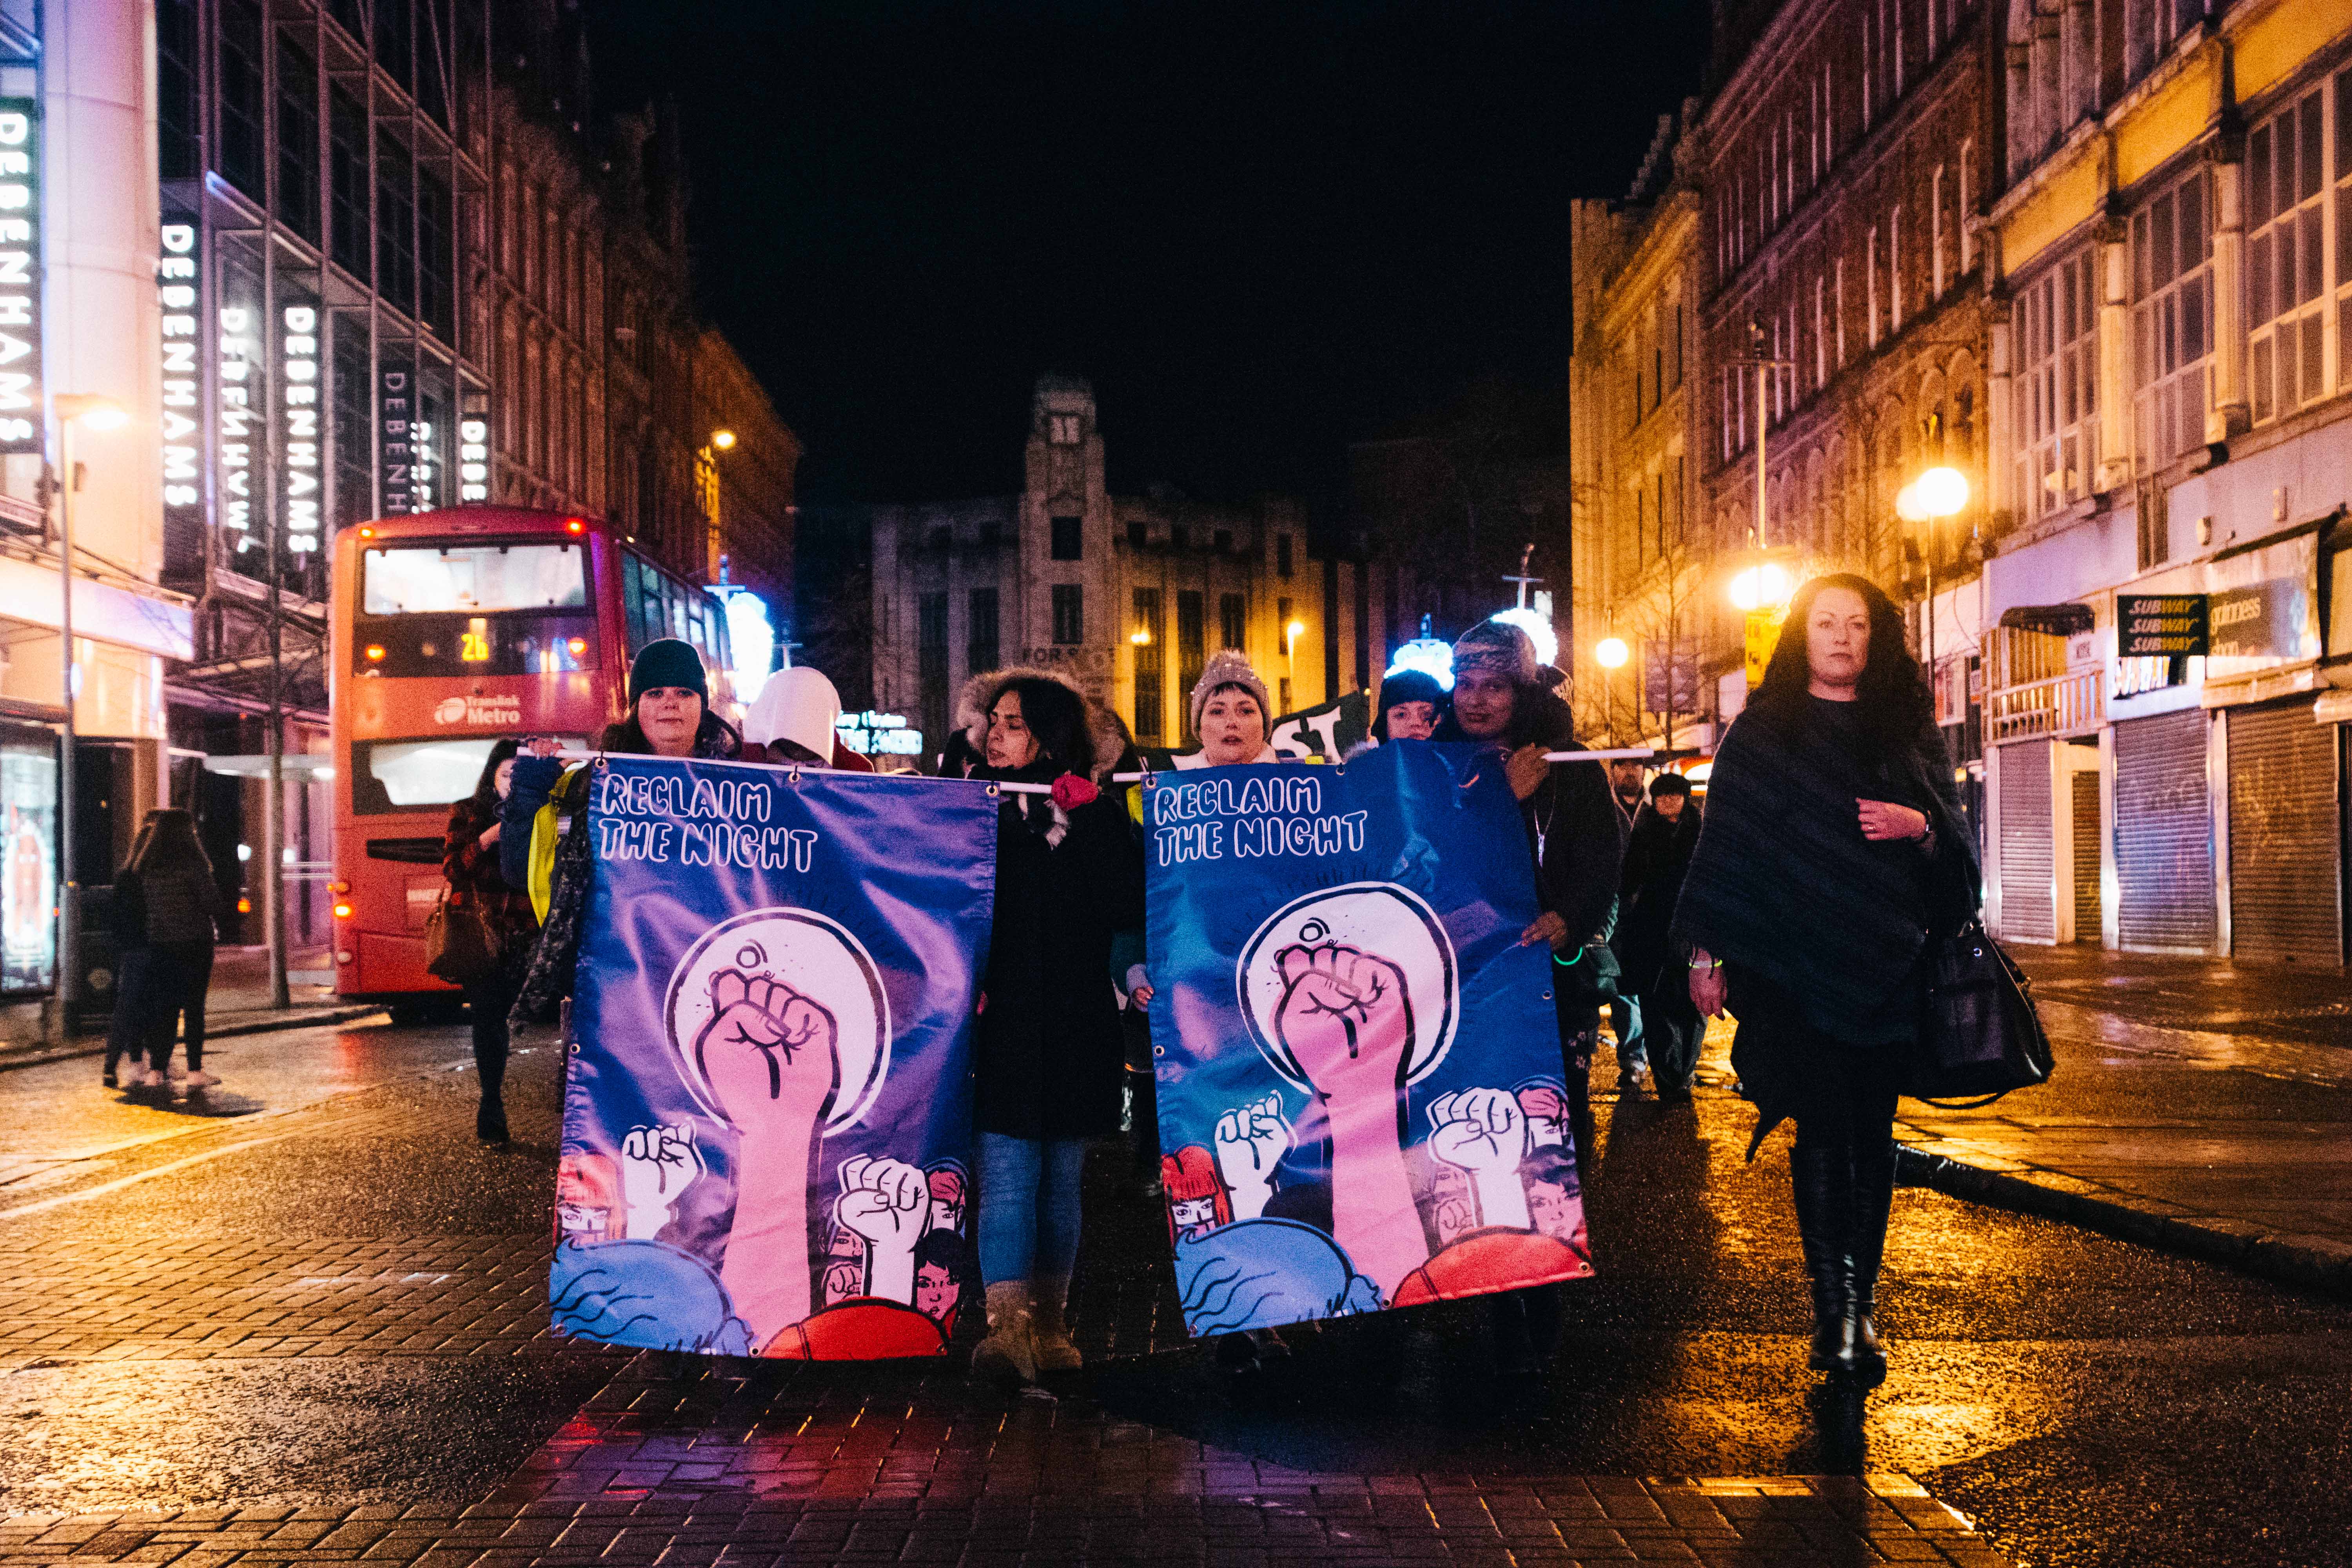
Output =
[{"x1": 586, "y1": 0, "x2": 1711, "y2": 512}]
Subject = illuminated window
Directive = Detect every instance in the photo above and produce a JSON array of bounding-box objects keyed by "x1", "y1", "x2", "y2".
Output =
[
  {"x1": 2017, "y1": 249, "x2": 2098, "y2": 516},
  {"x1": 2248, "y1": 85, "x2": 2326, "y2": 422}
]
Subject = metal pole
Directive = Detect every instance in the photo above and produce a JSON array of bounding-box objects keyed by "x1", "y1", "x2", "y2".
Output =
[
  {"x1": 1755, "y1": 359, "x2": 1768, "y2": 546},
  {"x1": 54, "y1": 423, "x2": 78, "y2": 1038}
]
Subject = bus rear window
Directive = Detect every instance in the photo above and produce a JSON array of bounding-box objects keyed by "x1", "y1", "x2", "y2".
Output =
[
  {"x1": 350, "y1": 737, "x2": 583, "y2": 816},
  {"x1": 364, "y1": 542, "x2": 587, "y2": 614}
]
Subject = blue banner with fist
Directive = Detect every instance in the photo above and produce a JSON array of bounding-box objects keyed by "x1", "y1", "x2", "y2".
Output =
[
  {"x1": 551, "y1": 756, "x2": 996, "y2": 1359},
  {"x1": 1144, "y1": 742, "x2": 1592, "y2": 1336}
]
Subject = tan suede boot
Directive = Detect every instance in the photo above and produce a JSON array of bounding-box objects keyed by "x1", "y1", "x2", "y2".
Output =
[
  {"x1": 972, "y1": 1280, "x2": 1038, "y2": 1383},
  {"x1": 1033, "y1": 1274, "x2": 1082, "y2": 1372}
]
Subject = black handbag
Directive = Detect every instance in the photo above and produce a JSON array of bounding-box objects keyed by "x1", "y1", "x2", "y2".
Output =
[
  {"x1": 1909, "y1": 918, "x2": 2054, "y2": 1104},
  {"x1": 425, "y1": 889, "x2": 501, "y2": 985}
]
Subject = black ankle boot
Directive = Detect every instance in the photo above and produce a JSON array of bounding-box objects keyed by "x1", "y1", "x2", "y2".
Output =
[
  {"x1": 1789, "y1": 1145, "x2": 1854, "y2": 1374},
  {"x1": 1847, "y1": 1140, "x2": 1897, "y2": 1384}
]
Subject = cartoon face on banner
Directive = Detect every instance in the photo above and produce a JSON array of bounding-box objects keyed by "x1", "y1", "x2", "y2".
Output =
[
  {"x1": 553, "y1": 757, "x2": 995, "y2": 1363},
  {"x1": 1145, "y1": 744, "x2": 1594, "y2": 1338},
  {"x1": 1238, "y1": 882, "x2": 1459, "y2": 1092}
]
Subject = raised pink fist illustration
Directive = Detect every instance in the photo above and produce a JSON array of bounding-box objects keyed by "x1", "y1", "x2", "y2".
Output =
[
  {"x1": 1273, "y1": 940, "x2": 1429, "y2": 1302},
  {"x1": 698, "y1": 968, "x2": 840, "y2": 1351},
  {"x1": 1273, "y1": 941, "x2": 1415, "y2": 1101},
  {"x1": 695, "y1": 969, "x2": 841, "y2": 1127}
]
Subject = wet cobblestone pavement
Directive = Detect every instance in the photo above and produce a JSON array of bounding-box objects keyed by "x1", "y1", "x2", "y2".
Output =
[{"x1": 1, "y1": 1007, "x2": 2348, "y2": 1567}]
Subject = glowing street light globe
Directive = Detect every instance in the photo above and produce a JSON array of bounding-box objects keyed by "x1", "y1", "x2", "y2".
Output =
[
  {"x1": 1914, "y1": 465, "x2": 1970, "y2": 518},
  {"x1": 1386, "y1": 635, "x2": 1455, "y2": 691},
  {"x1": 1488, "y1": 606, "x2": 1558, "y2": 668},
  {"x1": 1594, "y1": 636, "x2": 1630, "y2": 669},
  {"x1": 1728, "y1": 561, "x2": 1793, "y2": 612}
]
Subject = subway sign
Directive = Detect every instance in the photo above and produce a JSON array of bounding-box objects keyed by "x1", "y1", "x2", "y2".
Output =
[{"x1": 2118, "y1": 594, "x2": 2207, "y2": 657}]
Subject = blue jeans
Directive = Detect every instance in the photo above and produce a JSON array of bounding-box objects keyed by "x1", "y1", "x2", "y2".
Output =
[{"x1": 978, "y1": 1132, "x2": 1088, "y2": 1285}]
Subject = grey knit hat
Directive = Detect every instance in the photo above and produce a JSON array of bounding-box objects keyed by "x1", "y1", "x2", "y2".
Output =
[
  {"x1": 1188, "y1": 649, "x2": 1272, "y2": 734},
  {"x1": 1451, "y1": 619, "x2": 1563, "y2": 688}
]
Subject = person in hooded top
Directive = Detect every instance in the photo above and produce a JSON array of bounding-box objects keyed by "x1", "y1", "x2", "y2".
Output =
[
  {"x1": 742, "y1": 666, "x2": 847, "y2": 768},
  {"x1": 1343, "y1": 668, "x2": 1448, "y2": 760}
]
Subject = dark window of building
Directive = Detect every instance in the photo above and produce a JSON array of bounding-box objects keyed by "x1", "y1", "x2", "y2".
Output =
[
  {"x1": 918, "y1": 593, "x2": 949, "y2": 759},
  {"x1": 276, "y1": 34, "x2": 320, "y2": 244},
  {"x1": 1051, "y1": 514, "x2": 1082, "y2": 560},
  {"x1": 927, "y1": 525, "x2": 951, "y2": 552},
  {"x1": 1176, "y1": 590, "x2": 1205, "y2": 739},
  {"x1": 1278, "y1": 598, "x2": 1295, "y2": 658},
  {"x1": 1213, "y1": 528, "x2": 1232, "y2": 553},
  {"x1": 1052, "y1": 584, "x2": 1083, "y2": 645},
  {"x1": 1133, "y1": 588, "x2": 1165, "y2": 742},
  {"x1": 978, "y1": 520, "x2": 1001, "y2": 548},
  {"x1": 968, "y1": 587, "x2": 999, "y2": 677},
  {"x1": 1125, "y1": 519, "x2": 1147, "y2": 550},
  {"x1": 1220, "y1": 592, "x2": 1246, "y2": 653},
  {"x1": 1277, "y1": 533, "x2": 1294, "y2": 577},
  {"x1": 328, "y1": 87, "x2": 367, "y2": 278},
  {"x1": 1279, "y1": 677, "x2": 1294, "y2": 712},
  {"x1": 374, "y1": 0, "x2": 413, "y2": 93},
  {"x1": 1170, "y1": 524, "x2": 1189, "y2": 551},
  {"x1": 157, "y1": 0, "x2": 198, "y2": 180},
  {"x1": 332, "y1": 316, "x2": 372, "y2": 526},
  {"x1": 217, "y1": 0, "x2": 265, "y2": 200},
  {"x1": 417, "y1": 168, "x2": 453, "y2": 339},
  {"x1": 377, "y1": 134, "x2": 416, "y2": 316}
]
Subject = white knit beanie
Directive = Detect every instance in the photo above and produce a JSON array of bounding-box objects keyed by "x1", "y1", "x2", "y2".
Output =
[{"x1": 1188, "y1": 649, "x2": 1273, "y2": 734}]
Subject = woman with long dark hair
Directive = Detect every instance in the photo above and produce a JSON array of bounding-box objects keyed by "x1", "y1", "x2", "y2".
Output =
[
  {"x1": 444, "y1": 737, "x2": 539, "y2": 1145},
  {"x1": 112, "y1": 809, "x2": 227, "y2": 1091},
  {"x1": 1671, "y1": 574, "x2": 1978, "y2": 1382},
  {"x1": 962, "y1": 668, "x2": 1145, "y2": 1382}
]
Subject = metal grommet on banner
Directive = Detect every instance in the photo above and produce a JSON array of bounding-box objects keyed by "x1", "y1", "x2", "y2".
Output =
[
  {"x1": 787, "y1": 767, "x2": 804, "y2": 787},
  {"x1": 984, "y1": 783, "x2": 1000, "y2": 798},
  {"x1": 1541, "y1": 990, "x2": 1554, "y2": 1002}
]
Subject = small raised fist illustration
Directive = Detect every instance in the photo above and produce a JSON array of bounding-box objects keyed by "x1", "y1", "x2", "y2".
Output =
[
  {"x1": 1212, "y1": 1092, "x2": 1291, "y2": 1220},
  {"x1": 1273, "y1": 941, "x2": 1414, "y2": 1102},
  {"x1": 619, "y1": 1122, "x2": 703, "y2": 1238},
  {"x1": 694, "y1": 968, "x2": 840, "y2": 1130},
  {"x1": 1426, "y1": 1089, "x2": 1527, "y2": 1176},
  {"x1": 832, "y1": 1154, "x2": 930, "y2": 1305}
]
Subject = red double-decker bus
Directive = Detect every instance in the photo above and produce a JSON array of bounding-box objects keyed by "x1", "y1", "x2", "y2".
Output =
[{"x1": 328, "y1": 506, "x2": 735, "y2": 1010}]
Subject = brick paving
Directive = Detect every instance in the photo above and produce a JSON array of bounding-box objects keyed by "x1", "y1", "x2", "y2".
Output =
[{"x1": 0, "y1": 1356, "x2": 2014, "y2": 1567}]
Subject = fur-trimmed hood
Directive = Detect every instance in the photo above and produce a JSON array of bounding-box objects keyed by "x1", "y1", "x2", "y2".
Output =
[{"x1": 955, "y1": 664, "x2": 1131, "y2": 780}]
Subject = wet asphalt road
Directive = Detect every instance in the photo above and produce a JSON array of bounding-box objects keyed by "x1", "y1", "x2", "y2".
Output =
[{"x1": 1, "y1": 1017, "x2": 2348, "y2": 1568}]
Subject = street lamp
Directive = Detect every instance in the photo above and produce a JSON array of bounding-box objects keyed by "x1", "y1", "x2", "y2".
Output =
[
  {"x1": 1902, "y1": 465, "x2": 1970, "y2": 709},
  {"x1": 1727, "y1": 561, "x2": 1794, "y2": 613},
  {"x1": 51, "y1": 394, "x2": 131, "y2": 1036},
  {"x1": 709, "y1": 427, "x2": 737, "y2": 452},
  {"x1": 1594, "y1": 636, "x2": 1629, "y2": 745}
]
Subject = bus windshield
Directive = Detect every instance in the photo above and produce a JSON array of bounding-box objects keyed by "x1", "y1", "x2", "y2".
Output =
[
  {"x1": 356, "y1": 539, "x2": 596, "y2": 678},
  {"x1": 364, "y1": 541, "x2": 587, "y2": 613},
  {"x1": 350, "y1": 736, "x2": 584, "y2": 817}
]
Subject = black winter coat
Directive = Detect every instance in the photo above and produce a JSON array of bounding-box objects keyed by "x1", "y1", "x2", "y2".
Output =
[
  {"x1": 970, "y1": 763, "x2": 1147, "y2": 1140},
  {"x1": 1616, "y1": 804, "x2": 1701, "y2": 996}
]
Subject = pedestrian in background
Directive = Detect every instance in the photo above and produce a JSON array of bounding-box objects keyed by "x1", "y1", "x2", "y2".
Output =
[
  {"x1": 100, "y1": 817, "x2": 158, "y2": 1091},
  {"x1": 1434, "y1": 620, "x2": 1622, "y2": 1377},
  {"x1": 119, "y1": 809, "x2": 226, "y2": 1091},
  {"x1": 443, "y1": 739, "x2": 539, "y2": 1146},
  {"x1": 1604, "y1": 757, "x2": 1650, "y2": 1095},
  {"x1": 1673, "y1": 574, "x2": 1976, "y2": 1383},
  {"x1": 964, "y1": 668, "x2": 1145, "y2": 1382},
  {"x1": 1617, "y1": 772, "x2": 1704, "y2": 1100}
]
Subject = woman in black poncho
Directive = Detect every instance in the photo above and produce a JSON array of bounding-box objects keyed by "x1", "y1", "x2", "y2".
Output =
[{"x1": 1671, "y1": 574, "x2": 1977, "y2": 1383}]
